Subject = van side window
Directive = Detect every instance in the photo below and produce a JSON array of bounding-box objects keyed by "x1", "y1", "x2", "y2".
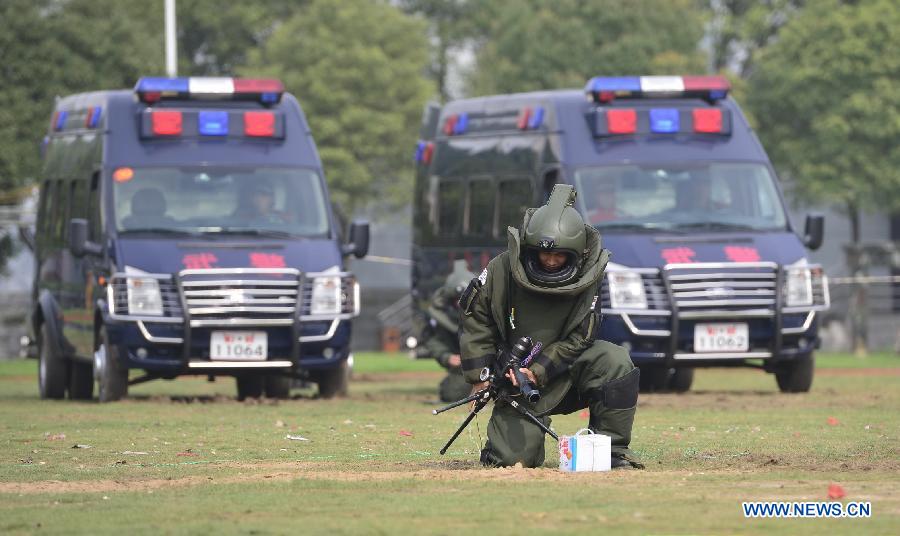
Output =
[
  {"x1": 43, "y1": 181, "x2": 60, "y2": 246},
  {"x1": 466, "y1": 179, "x2": 494, "y2": 237},
  {"x1": 70, "y1": 179, "x2": 88, "y2": 221},
  {"x1": 56, "y1": 180, "x2": 71, "y2": 244},
  {"x1": 438, "y1": 179, "x2": 463, "y2": 235},
  {"x1": 37, "y1": 181, "x2": 52, "y2": 238},
  {"x1": 88, "y1": 173, "x2": 102, "y2": 241},
  {"x1": 497, "y1": 179, "x2": 533, "y2": 232}
]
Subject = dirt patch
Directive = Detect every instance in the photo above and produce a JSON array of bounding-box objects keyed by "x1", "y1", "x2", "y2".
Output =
[
  {"x1": 817, "y1": 368, "x2": 900, "y2": 377},
  {"x1": 8, "y1": 458, "x2": 900, "y2": 495},
  {"x1": 354, "y1": 371, "x2": 443, "y2": 383},
  {"x1": 0, "y1": 461, "x2": 644, "y2": 494}
]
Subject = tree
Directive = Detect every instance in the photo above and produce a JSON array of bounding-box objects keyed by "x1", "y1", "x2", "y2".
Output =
[
  {"x1": 466, "y1": 0, "x2": 707, "y2": 95},
  {"x1": 707, "y1": 0, "x2": 805, "y2": 78},
  {"x1": 0, "y1": 0, "x2": 163, "y2": 192},
  {"x1": 241, "y1": 0, "x2": 432, "y2": 214},
  {"x1": 398, "y1": 0, "x2": 478, "y2": 101},
  {"x1": 747, "y1": 0, "x2": 900, "y2": 354},
  {"x1": 176, "y1": 0, "x2": 302, "y2": 76}
]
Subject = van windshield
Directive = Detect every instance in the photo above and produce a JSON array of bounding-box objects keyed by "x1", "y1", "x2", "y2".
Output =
[
  {"x1": 112, "y1": 166, "x2": 329, "y2": 237},
  {"x1": 574, "y1": 163, "x2": 788, "y2": 231}
]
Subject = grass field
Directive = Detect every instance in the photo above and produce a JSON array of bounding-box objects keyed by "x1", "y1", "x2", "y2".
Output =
[{"x1": 1, "y1": 352, "x2": 898, "y2": 535}]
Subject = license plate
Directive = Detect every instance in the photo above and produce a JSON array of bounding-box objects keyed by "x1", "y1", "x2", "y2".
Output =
[
  {"x1": 210, "y1": 331, "x2": 267, "y2": 361},
  {"x1": 693, "y1": 323, "x2": 748, "y2": 353}
]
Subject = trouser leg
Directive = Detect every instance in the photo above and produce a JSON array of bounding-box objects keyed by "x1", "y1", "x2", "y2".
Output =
[
  {"x1": 568, "y1": 340, "x2": 642, "y2": 465},
  {"x1": 481, "y1": 401, "x2": 549, "y2": 468}
]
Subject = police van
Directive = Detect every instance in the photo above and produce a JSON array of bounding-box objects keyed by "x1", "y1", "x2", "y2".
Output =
[
  {"x1": 30, "y1": 77, "x2": 368, "y2": 402},
  {"x1": 412, "y1": 75, "x2": 829, "y2": 393}
]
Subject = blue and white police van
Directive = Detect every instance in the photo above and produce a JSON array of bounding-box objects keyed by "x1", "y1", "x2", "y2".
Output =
[
  {"x1": 29, "y1": 77, "x2": 368, "y2": 401},
  {"x1": 411, "y1": 75, "x2": 829, "y2": 393}
]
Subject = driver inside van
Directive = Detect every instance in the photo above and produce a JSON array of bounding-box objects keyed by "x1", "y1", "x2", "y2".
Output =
[
  {"x1": 585, "y1": 180, "x2": 617, "y2": 224},
  {"x1": 233, "y1": 182, "x2": 288, "y2": 225},
  {"x1": 122, "y1": 188, "x2": 176, "y2": 229}
]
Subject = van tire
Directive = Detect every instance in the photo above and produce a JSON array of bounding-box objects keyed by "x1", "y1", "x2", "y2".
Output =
[
  {"x1": 236, "y1": 374, "x2": 264, "y2": 400},
  {"x1": 638, "y1": 366, "x2": 669, "y2": 393},
  {"x1": 69, "y1": 360, "x2": 94, "y2": 400},
  {"x1": 38, "y1": 324, "x2": 68, "y2": 399},
  {"x1": 264, "y1": 375, "x2": 291, "y2": 399},
  {"x1": 668, "y1": 368, "x2": 694, "y2": 393},
  {"x1": 96, "y1": 326, "x2": 128, "y2": 402},
  {"x1": 317, "y1": 360, "x2": 349, "y2": 399},
  {"x1": 775, "y1": 354, "x2": 814, "y2": 393}
]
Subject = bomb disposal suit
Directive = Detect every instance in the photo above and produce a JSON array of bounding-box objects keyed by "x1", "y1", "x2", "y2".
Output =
[
  {"x1": 460, "y1": 185, "x2": 641, "y2": 468},
  {"x1": 419, "y1": 260, "x2": 474, "y2": 402}
]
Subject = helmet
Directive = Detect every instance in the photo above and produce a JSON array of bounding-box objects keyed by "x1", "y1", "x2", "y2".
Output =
[
  {"x1": 522, "y1": 184, "x2": 587, "y2": 286},
  {"x1": 433, "y1": 259, "x2": 475, "y2": 309}
]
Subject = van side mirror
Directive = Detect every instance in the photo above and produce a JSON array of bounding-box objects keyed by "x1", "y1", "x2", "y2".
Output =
[
  {"x1": 341, "y1": 220, "x2": 370, "y2": 259},
  {"x1": 69, "y1": 218, "x2": 102, "y2": 257},
  {"x1": 802, "y1": 213, "x2": 824, "y2": 251}
]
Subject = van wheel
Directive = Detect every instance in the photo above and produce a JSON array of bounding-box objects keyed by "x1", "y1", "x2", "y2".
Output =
[
  {"x1": 38, "y1": 324, "x2": 68, "y2": 399},
  {"x1": 68, "y1": 360, "x2": 94, "y2": 400},
  {"x1": 317, "y1": 360, "x2": 349, "y2": 399},
  {"x1": 95, "y1": 327, "x2": 128, "y2": 402},
  {"x1": 668, "y1": 368, "x2": 694, "y2": 393},
  {"x1": 638, "y1": 366, "x2": 668, "y2": 393},
  {"x1": 264, "y1": 375, "x2": 291, "y2": 399},
  {"x1": 775, "y1": 354, "x2": 814, "y2": 393},
  {"x1": 236, "y1": 374, "x2": 264, "y2": 400}
]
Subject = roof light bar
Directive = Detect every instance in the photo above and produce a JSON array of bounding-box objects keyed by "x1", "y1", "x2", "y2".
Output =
[
  {"x1": 243, "y1": 111, "x2": 275, "y2": 137},
  {"x1": 607, "y1": 109, "x2": 637, "y2": 134},
  {"x1": 585, "y1": 75, "x2": 731, "y2": 103},
  {"x1": 151, "y1": 110, "x2": 183, "y2": 136},
  {"x1": 85, "y1": 106, "x2": 102, "y2": 128},
  {"x1": 135, "y1": 77, "x2": 285, "y2": 104},
  {"x1": 54, "y1": 111, "x2": 68, "y2": 131},
  {"x1": 593, "y1": 107, "x2": 732, "y2": 137}
]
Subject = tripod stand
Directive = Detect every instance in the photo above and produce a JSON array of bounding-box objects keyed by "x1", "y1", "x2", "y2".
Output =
[{"x1": 432, "y1": 368, "x2": 559, "y2": 455}]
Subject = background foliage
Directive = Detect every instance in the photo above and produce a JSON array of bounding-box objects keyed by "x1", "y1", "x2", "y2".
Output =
[{"x1": 0, "y1": 0, "x2": 897, "y2": 221}]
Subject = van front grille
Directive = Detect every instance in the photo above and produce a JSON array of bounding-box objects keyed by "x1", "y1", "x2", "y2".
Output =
[{"x1": 179, "y1": 268, "x2": 301, "y2": 326}]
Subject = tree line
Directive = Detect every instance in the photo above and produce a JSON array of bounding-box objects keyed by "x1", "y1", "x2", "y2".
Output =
[{"x1": 0, "y1": 0, "x2": 897, "y2": 220}]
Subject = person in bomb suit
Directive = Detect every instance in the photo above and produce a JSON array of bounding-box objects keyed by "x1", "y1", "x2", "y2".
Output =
[
  {"x1": 459, "y1": 184, "x2": 643, "y2": 469},
  {"x1": 419, "y1": 260, "x2": 475, "y2": 402}
]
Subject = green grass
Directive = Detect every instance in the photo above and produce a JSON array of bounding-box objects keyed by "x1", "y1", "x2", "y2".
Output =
[{"x1": 0, "y1": 353, "x2": 897, "y2": 535}]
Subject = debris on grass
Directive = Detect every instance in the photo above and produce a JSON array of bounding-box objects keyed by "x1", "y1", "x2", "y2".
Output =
[
  {"x1": 121, "y1": 451, "x2": 148, "y2": 455},
  {"x1": 71, "y1": 444, "x2": 92, "y2": 449},
  {"x1": 828, "y1": 483, "x2": 846, "y2": 499},
  {"x1": 176, "y1": 449, "x2": 198, "y2": 457},
  {"x1": 286, "y1": 434, "x2": 309, "y2": 441},
  {"x1": 45, "y1": 433, "x2": 66, "y2": 441},
  {"x1": 275, "y1": 420, "x2": 286, "y2": 428},
  {"x1": 399, "y1": 430, "x2": 413, "y2": 437},
  {"x1": 827, "y1": 416, "x2": 840, "y2": 426}
]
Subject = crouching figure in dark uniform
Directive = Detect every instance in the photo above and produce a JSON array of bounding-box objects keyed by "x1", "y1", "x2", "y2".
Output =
[
  {"x1": 419, "y1": 260, "x2": 475, "y2": 402},
  {"x1": 459, "y1": 184, "x2": 643, "y2": 469}
]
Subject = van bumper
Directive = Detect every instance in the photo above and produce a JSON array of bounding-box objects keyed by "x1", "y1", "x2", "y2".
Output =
[
  {"x1": 600, "y1": 311, "x2": 820, "y2": 369},
  {"x1": 102, "y1": 315, "x2": 352, "y2": 375}
]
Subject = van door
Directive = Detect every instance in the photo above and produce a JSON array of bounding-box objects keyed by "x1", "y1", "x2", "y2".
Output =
[{"x1": 61, "y1": 177, "x2": 96, "y2": 358}]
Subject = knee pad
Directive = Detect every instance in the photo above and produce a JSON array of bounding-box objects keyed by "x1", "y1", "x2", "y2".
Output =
[{"x1": 590, "y1": 367, "x2": 640, "y2": 409}]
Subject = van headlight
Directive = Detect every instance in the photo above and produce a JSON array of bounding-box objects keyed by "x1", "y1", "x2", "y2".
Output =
[
  {"x1": 785, "y1": 267, "x2": 814, "y2": 306},
  {"x1": 310, "y1": 276, "x2": 342, "y2": 315},
  {"x1": 608, "y1": 271, "x2": 647, "y2": 309},
  {"x1": 784, "y1": 265, "x2": 828, "y2": 307},
  {"x1": 127, "y1": 278, "x2": 163, "y2": 316}
]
